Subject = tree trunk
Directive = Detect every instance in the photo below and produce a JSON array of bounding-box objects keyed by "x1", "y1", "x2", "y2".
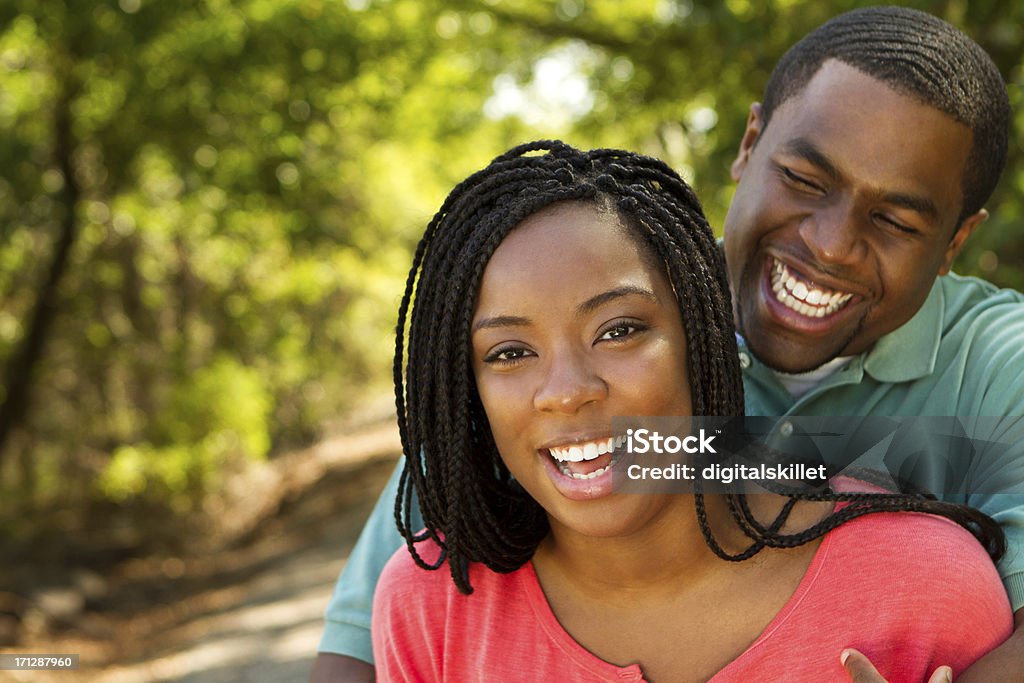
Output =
[{"x1": 0, "y1": 81, "x2": 80, "y2": 463}]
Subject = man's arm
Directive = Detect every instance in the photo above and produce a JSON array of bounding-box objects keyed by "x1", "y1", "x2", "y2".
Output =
[
  {"x1": 954, "y1": 607, "x2": 1024, "y2": 682},
  {"x1": 311, "y1": 461, "x2": 421, "y2": 681},
  {"x1": 310, "y1": 653, "x2": 374, "y2": 683}
]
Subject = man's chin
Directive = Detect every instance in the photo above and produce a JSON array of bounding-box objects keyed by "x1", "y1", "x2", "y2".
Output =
[
  {"x1": 739, "y1": 305, "x2": 864, "y2": 375},
  {"x1": 755, "y1": 351, "x2": 836, "y2": 375},
  {"x1": 742, "y1": 334, "x2": 847, "y2": 375}
]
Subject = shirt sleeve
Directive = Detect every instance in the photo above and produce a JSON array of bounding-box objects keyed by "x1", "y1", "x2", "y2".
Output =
[
  {"x1": 995, "y1": 517, "x2": 1024, "y2": 612},
  {"x1": 372, "y1": 540, "x2": 446, "y2": 682},
  {"x1": 317, "y1": 460, "x2": 423, "y2": 662},
  {"x1": 970, "y1": 491, "x2": 1024, "y2": 612},
  {"x1": 963, "y1": 317, "x2": 1024, "y2": 613}
]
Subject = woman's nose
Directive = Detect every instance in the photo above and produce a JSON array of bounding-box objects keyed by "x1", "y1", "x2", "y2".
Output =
[{"x1": 532, "y1": 351, "x2": 607, "y2": 414}]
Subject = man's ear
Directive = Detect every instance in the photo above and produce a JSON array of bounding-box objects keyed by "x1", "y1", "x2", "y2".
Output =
[
  {"x1": 939, "y1": 208, "x2": 987, "y2": 275},
  {"x1": 731, "y1": 102, "x2": 764, "y2": 182}
]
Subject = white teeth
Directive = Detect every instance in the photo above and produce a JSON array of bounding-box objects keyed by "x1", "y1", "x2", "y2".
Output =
[
  {"x1": 770, "y1": 258, "x2": 854, "y2": 319},
  {"x1": 548, "y1": 437, "x2": 619, "y2": 463},
  {"x1": 557, "y1": 462, "x2": 613, "y2": 480},
  {"x1": 549, "y1": 436, "x2": 624, "y2": 480}
]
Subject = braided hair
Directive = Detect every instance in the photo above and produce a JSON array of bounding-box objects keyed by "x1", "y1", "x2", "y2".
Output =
[
  {"x1": 393, "y1": 140, "x2": 1004, "y2": 594},
  {"x1": 762, "y1": 6, "x2": 1010, "y2": 225}
]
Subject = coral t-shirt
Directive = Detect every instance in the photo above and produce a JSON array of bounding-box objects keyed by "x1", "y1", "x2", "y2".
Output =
[{"x1": 372, "y1": 511, "x2": 1012, "y2": 682}]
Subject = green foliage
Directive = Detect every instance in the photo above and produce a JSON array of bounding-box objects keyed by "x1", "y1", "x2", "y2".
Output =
[
  {"x1": 2, "y1": 0, "x2": 1023, "y2": 539},
  {"x1": 100, "y1": 356, "x2": 271, "y2": 508},
  {"x1": 0, "y1": 0, "x2": 531, "y2": 520}
]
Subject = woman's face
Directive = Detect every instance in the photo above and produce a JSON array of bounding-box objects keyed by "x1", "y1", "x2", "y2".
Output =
[{"x1": 470, "y1": 201, "x2": 693, "y2": 540}]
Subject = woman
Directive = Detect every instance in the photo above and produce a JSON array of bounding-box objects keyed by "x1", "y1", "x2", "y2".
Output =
[{"x1": 371, "y1": 141, "x2": 1012, "y2": 681}]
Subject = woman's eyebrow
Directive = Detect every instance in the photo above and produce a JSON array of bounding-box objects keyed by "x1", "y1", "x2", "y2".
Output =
[
  {"x1": 576, "y1": 285, "x2": 659, "y2": 316},
  {"x1": 472, "y1": 314, "x2": 530, "y2": 333},
  {"x1": 472, "y1": 286, "x2": 659, "y2": 333}
]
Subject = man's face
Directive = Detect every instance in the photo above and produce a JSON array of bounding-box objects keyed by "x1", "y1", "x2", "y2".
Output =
[{"x1": 723, "y1": 60, "x2": 986, "y2": 373}]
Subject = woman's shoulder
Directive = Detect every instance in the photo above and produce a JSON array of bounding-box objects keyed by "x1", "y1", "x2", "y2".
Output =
[
  {"x1": 818, "y1": 503, "x2": 1011, "y2": 642},
  {"x1": 810, "y1": 478, "x2": 1009, "y2": 625},
  {"x1": 372, "y1": 536, "x2": 553, "y2": 680},
  {"x1": 826, "y1": 479, "x2": 999, "y2": 579},
  {"x1": 376, "y1": 534, "x2": 531, "y2": 610},
  {"x1": 376, "y1": 534, "x2": 450, "y2": 602},
  {"x1": 733, "y1": 489, "x2": 1014, "y2": 679},
  {"x1": 829, "y1": 507, "x2": 995, "y2": 572},
  {"x1": 828, "y1": 478, "x2": 993, "y2": 564},
  {"x1": 373, "y1": 536, "x2": 462, "y2": 674}
]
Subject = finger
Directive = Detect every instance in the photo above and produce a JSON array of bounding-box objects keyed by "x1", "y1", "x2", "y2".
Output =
[
  {"x1": 927, "y1": 666, "x2": 953, "y2": 683},
  {"x1": 840, "y1": 649, "x2": 888, "y2": 682}
]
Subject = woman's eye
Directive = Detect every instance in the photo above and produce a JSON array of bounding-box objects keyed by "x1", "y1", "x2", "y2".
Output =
[
  {"x1": 598, "y1": 322, "x2": 645, "y2": 342},
  {"x1": 483, "y1": 346, "x2": 533, "y2": 365}
]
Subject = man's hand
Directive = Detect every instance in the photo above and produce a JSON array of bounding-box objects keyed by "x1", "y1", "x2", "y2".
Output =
[
  {"x1": 310, "y1": 653, "x2": 375, "y2": 683},
  {"x1": 841, "y1": 649, "x2": 951, "y2": 683}
]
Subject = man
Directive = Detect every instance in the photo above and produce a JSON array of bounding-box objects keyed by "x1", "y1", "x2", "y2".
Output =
[{"x1": 313, "y1": 7, "x2": 1024, "y2": 681}]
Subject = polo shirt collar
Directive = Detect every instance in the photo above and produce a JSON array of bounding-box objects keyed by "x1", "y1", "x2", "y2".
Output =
[{"x1": 861, "y1": 278, "x2": 944, "y2": 383}]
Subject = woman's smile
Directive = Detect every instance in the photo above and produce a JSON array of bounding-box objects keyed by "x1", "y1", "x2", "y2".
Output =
[{"x1": 536, "y1": 435, "x2": 626, "y2": 500}]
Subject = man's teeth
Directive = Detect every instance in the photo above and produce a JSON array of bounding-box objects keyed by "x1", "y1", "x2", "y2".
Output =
[{"x1": 770, "y1": 259, "x2": 853, "y2": 318}]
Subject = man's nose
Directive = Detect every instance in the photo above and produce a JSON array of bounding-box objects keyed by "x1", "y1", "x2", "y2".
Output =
[
  {"x1": 798, "y1": 200, "x2": 867, "y2": 267},
  {"x1": 532, "y1": 351, "x2": 607, "y2": 414}
]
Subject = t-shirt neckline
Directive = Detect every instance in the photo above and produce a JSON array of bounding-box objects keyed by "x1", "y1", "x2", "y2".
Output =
[{"x1": 522, "y1": 517, "x2": 837, "y2": 681}]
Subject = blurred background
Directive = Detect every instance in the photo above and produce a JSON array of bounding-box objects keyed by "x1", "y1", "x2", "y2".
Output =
[{"x1": 1, "y1": 0, "x2": 1022, "y2": 679}]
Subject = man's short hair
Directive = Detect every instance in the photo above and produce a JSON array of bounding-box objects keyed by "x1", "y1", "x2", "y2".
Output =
[{"x1": 761, "y1": 5, "x2": 1010, "y2": 225}]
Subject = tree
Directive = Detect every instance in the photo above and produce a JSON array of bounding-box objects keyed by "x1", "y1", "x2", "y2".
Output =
[{"x1": 2, "y1": 0, "x2": 1021, "y2": 548}]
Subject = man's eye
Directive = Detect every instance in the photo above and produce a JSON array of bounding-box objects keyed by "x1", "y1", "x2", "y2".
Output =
[
  {"x1": 782, "y1": 167, "x2": 824, "y2": 193},
  {"x1": 876, "y1": 213, "x2": 919, "y2": 235}
]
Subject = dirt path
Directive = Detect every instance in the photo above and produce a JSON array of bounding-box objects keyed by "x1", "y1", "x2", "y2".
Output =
[{"x1": 2, "y1": 425, "x2": 401, "y2": 683}]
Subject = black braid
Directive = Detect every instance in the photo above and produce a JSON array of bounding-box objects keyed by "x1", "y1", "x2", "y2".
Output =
[{"x1": 393, "y1": 140, "x2": 1004, "y2": 594}]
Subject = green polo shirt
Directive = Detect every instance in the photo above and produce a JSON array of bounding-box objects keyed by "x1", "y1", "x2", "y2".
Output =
[
  {"x1": 742, "y1": 272, "x2": 1024, "y2": 611},
  {"x1": 320, "y1": 272, "x2": 1024, "y2": 664}
]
